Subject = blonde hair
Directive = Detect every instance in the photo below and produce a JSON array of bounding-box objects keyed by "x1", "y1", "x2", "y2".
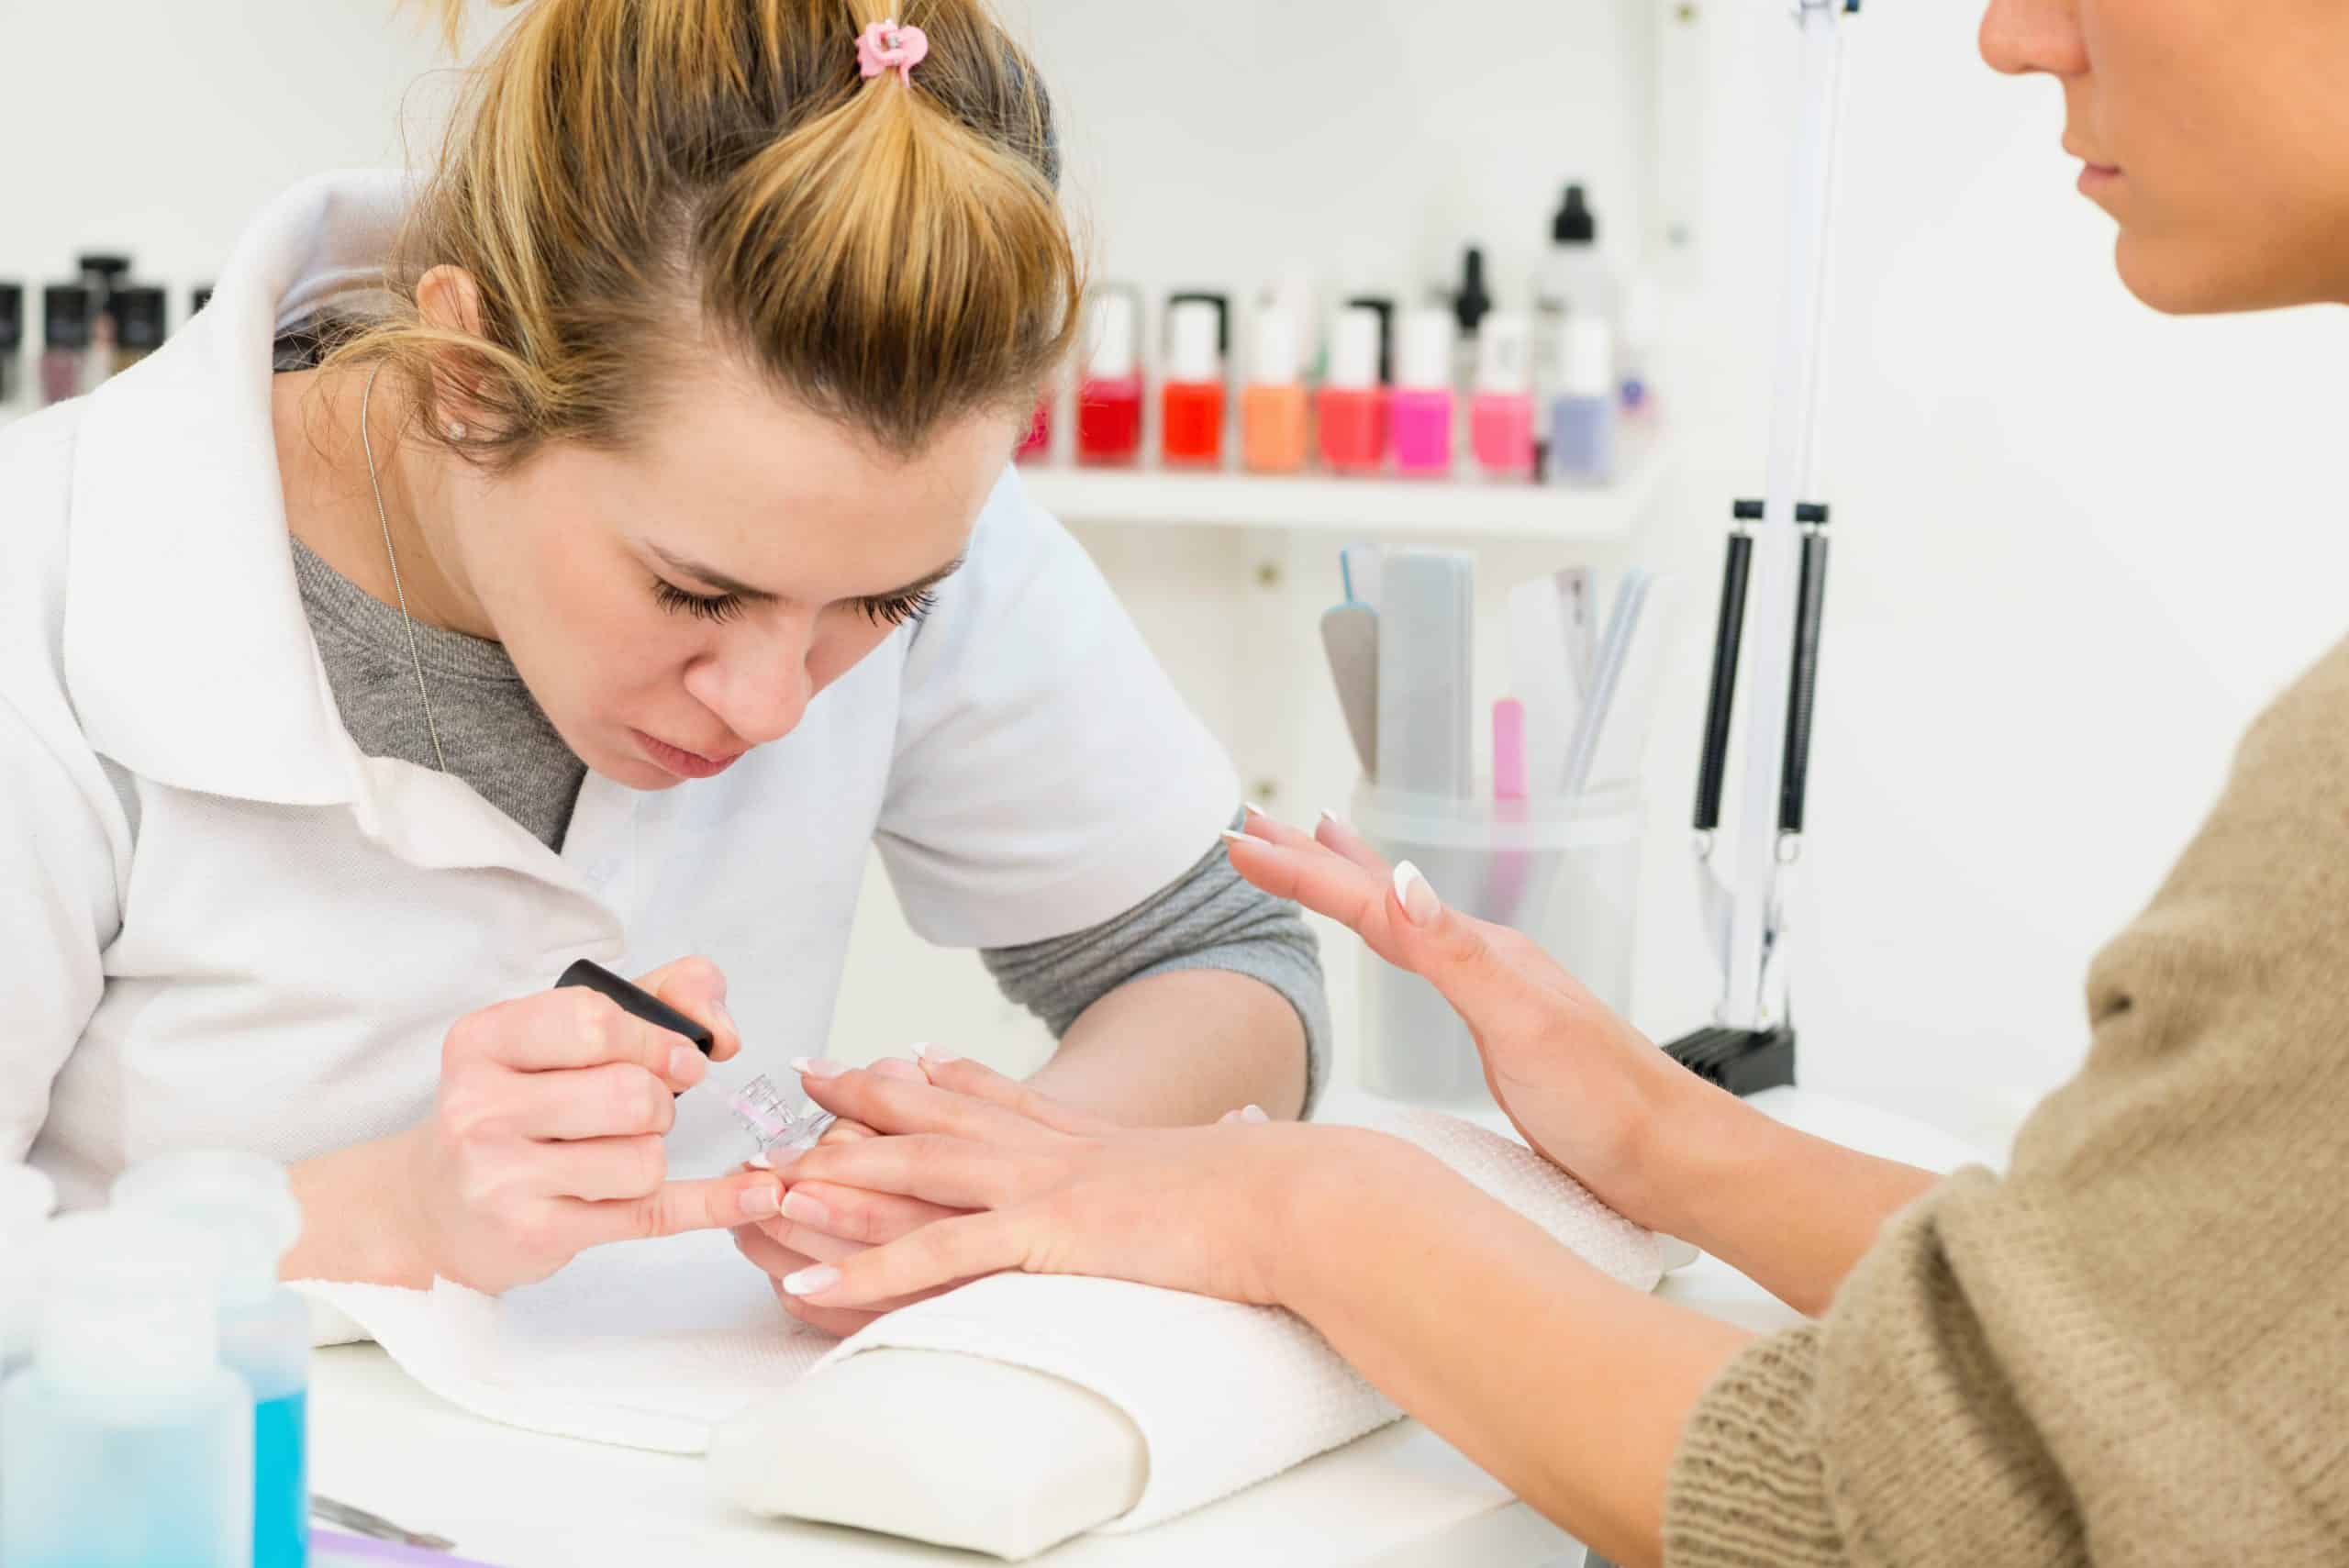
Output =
[{"x1": 338, "y1": 0, "x2": 1077, "y2": 467}]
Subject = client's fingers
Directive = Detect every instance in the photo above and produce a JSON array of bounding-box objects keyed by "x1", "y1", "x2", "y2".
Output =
[
  {"x1": 794, "y1": 1063, "x2": 1060, "y2": 1150},
  {"x1": 768, "y1": 1180, "x2": 964, "y2": 1248},
  {"x1": 1238, "y1": 803, "x2": 1321, "y2": 852},
  {"x1": 914, "y1": 1051, "x2": 1113, "y2": 1136},
  {"x1": 778, "y1": 1132, "x2": 1049, "y2": 1212},
  {"x1": 1312, "y1": 810, "x2": 1393, "y2": 876},
  {"x1": 781, "y1": 1211, "x2": 1026, "y2": 1309}
]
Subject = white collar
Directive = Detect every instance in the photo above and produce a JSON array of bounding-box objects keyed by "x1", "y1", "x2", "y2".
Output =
[{"x1": 63, "y1": 170, "x2": 412, "y2": 809}]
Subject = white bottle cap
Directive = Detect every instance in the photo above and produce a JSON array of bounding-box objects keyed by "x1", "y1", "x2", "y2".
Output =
[
  {"x1": 1475, "y1": 313, "x2": 1533, "y2": 395},
  {"x1": 1395, "y1": 308, "x2": 1453, "y2": 392},
  {"x1": 1085, "y1": 290, "x2": 1138, "y2": 381},
  {"x1": 1250, "y1": 305, "x2": 1302, "y2": 385},
  {"x1": 1166, "y1": 299, "x2": 1222, "y2": 384},
  {"x1": 1326, "y1": 306, "x2": 1384, "y2": 390},
  {"x1": 1559, "y1": 317, "x2": 1616, "y2": 399},
  {"x1": 114, "y1": 1151, "x2": 303, "y2": 1307},
  {"x1": 35, "y1": 1211, "x2": 227, "y2": 1397}
]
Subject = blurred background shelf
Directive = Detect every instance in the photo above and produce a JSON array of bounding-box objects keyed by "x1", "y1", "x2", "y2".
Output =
[{"x1": 1018, "y1": 435, "x2": 1672, "y2": 539}]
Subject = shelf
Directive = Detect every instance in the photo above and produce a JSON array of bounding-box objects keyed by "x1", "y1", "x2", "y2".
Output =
[{"x1": 1017, "y1": 434, "x2": 1672, "y2": 541}]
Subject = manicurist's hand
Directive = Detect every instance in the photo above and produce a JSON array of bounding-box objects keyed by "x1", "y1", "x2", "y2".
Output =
[
  {"x1": 1221, "y1": 807, "x2": 1693, "y2": 1230},
  {"x1": 382, "y1": 956, "x2": 784, "y2": 1294},
  {"x1": 746, "y1": 1052, "x2": 1387, "y2": 1315}
]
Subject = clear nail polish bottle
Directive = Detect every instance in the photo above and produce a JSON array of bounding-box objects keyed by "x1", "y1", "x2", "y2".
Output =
[{"x1": 729, "y1": 1076, "x2": 836, "y2": 1159}]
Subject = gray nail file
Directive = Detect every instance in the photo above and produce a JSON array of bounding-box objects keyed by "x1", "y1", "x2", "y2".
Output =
[
  {"x1": 1374, "y1": 549, "x2": 1475, "y2": 797},
  {"x1": 1320, "y1": 604, "x2": 1381, "y2": 781}
]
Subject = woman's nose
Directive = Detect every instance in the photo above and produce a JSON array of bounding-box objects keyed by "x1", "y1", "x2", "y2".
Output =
[
  {"x1": 1979, "y1": 0, "x2": 2088, "y2": 78},
  {"x1": 687, "y1": 628, "x2": 815, "y2": 749}
]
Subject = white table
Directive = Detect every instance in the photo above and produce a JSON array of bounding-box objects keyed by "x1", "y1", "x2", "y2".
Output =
[{"x1": 310, "y1": 1087, "x2": 2001, "y2": 1567}]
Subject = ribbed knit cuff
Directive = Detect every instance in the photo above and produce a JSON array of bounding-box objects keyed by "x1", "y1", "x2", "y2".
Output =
[{"x1": 1664, "y1": 1323, "x2": 1850, "y2": 1568}]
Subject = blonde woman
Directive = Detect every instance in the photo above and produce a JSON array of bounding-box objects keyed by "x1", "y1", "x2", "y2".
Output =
[
  {"x1": 0, "y1": 0, "x2": 1325, "y2": 1331},
  {"x1": 752, "y1": 1, "x2": 2349, "y2": 1562}
]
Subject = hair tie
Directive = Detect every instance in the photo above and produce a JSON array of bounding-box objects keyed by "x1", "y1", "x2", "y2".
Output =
[{"x1": 857, "y1": 19, "x2": 929, "y2": 85}]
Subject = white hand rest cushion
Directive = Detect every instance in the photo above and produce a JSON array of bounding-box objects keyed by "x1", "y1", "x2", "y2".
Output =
[{"x1": 705, "y1": 1109, "x2": 1664, "y2": 1558}]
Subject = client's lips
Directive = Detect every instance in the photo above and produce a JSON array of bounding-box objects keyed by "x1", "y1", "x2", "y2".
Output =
[{"x1": 634, "y1": 728, "x2": 746, "y2": 780}]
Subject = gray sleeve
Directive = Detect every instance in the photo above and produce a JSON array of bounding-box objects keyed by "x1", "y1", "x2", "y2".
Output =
[{"x1": 980, "y1": 816, "x2": 1330, "y2": 1115}]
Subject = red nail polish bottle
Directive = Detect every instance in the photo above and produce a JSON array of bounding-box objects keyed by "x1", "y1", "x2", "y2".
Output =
[
  {"x1": 1076, "y1": 290, "x2": 1143, "y2": 466},
  {"x1": 1317, "y1": 306, "x2": 1387, "y2": 475},
  {"x1": 1160, "y1": 299, "x2": 1226, "y2": 467}
]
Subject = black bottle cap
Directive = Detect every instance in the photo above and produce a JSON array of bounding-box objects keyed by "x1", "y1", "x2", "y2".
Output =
[
  {"x1": 77, "y1": 253, "x2": 132, "y2": 281},
  {"x1": 1551, "y1": 184, "x2": 1598, "y2": 246},
  {"x1": 1166, "y1": 290, "x2": 1230, "y2": 356},
  {"x1": 1344, "y1": 295, "x2": 1396, "y2": 384},
  {"x1": 1453, "y1": 247, "x2": 1493, "y2": 337},
  {"x1": 0, "y1": 284, "x2": 21, "y2": 354},
  {"x1": 111, "y1": 285, "x2": 167, "y2": 351},
  {"x1": 192, "y1": 284, "x2": 215, "y2": 315},
  {"x1": 44, "y1": 284, "x2": 92, "y2": 351}
]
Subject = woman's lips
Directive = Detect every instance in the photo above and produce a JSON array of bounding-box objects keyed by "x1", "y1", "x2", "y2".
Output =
[{"x1": 633, "y1": 728, "x2": 745, "y2": 780}]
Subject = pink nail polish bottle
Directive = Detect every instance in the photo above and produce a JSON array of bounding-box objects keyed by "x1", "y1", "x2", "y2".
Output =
[
  {"x1": 1076, "y1": 290, "x2": 1143, "y2": 467},
  {"x1": 1470, "y1": 313, "x2": 1536, "y2": 480},
  {"x1": 1389, "y1": 308, "x2": 1456, "y2": 479},
  {"x1": 1317, "y1": 306, "x2": 1387, "y2": 475}
]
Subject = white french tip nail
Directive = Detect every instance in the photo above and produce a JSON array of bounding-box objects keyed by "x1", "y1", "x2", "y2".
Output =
[
  {"x1": 1240, "y1": 1105, "x2": 1271, "y2": 1124},
  {"x1": 1319, "y1": 808, "x2": 1342, "y2": 825},
  {"x1": 1393, "y1": 862, "x2": 1419, "y2": 904},
  {"x1": 1220, "y1": 828, "x2": 1250, "y2": 844},
  {"x1": 1245, "y1": 801, "x2": 1270, "y2": 819}
]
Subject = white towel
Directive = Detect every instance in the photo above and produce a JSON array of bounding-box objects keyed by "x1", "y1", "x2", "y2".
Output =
[{"x1": 297, "y1": 1109, "x2": 1662, "y2": 1550}]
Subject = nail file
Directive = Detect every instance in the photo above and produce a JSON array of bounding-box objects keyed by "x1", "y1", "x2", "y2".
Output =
[
  {"x1": 1375, "y1": 549, "x2": 1475, "y2": 797},
  {"x1": 1507, "y1": 574, "x2": 1583, "y2": 801},
  {"x1": 1561, "y1": 568, "x2": 1653, "y2": 798},
  {"x1": 1583, "y1": 573, "x2": 1673, "y2": 791},
  {"x1": 1319, "y1": 602, "x2": 1380, "y2": 780}
]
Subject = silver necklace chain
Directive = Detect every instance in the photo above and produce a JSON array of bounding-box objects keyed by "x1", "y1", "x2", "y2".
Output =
[{"x1": 359, "y1": 362, "x2": 450, "y2": 773}]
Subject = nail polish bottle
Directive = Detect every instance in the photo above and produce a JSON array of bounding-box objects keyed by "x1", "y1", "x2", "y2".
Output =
[
  {"x1": 1317, "y1": 306, "x2": 1387, "y2": 475},
  {"x1": 110, "y1": 285, "x2": 166, "y2": 376},
  {"x1": 1014, "y1": 395, "x2": 1052, "y2": 462},
  {"x1": 1389, "y1": 308, "x2": 1456, "y2": 479},
  {"x1": 1076, "y1": 289, "x2": 1142, "y2": 467},
  {"x1": 39, "y1": 284, "x2": 90, "y2": 407},
  {"x1": 1471, "y1": 313, "x2": 1536, "y2": 481},
  {"x1": 1241, "y1": 304, "x2": 1308, "y2": 474},
  {"x1": 1160, "y1": 299, "x2": 1226, "y2": 467},
  {"x1": 0, "y1": 285, "x2": 22, "y2": 412},
  {"x1": 1450, "y1": 246, "x2": 1493, "y2": 393},
  {"x1": 1343, "y1": 295, "x2": 1396, "y2": 385},
  {"x1": 77, "y1": 254, "x2": 129, "y2": 372},
  {"x1": 1549, "y1": 317, "x2": 1619, "y2": 486}
]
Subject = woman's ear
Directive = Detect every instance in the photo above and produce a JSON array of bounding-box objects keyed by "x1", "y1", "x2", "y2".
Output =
[
  {"x1": 415, "y1": 264, "x2": 493, "y2": 442},
  {"x1": 416, "y1": 264, "x2": 487, "y2": 336}
]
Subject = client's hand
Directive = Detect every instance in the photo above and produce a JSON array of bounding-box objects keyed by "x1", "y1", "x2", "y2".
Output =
[
  {"x1": 1221, "y1": 807, "x2": 1688, "y2": 1230},
  {"x1": 733, "y1": 1056, "x2": 1121, "y2": 1337},
  {"x1": 751, "y1": 1056, "x2": 1356, "y2": 1314}
]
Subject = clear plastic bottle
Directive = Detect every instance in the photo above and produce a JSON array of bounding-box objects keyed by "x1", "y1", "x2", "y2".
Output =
[
  {"x1": 2, "y1": 1211, "x2": 254, "y2": 1568},
  {"x1": 115, "y1": 1152, "x2": 311, "y2": 1568},
  {"x1": 729, "y1": 1075, "x2": 839, "y2": 1159}
]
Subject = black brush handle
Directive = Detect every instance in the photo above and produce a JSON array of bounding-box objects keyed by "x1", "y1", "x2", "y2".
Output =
[
  {"x1": 1694, "y1": 531, "x2": 1754, "y2": 833},
  {"x1": 1778, "y1": 531, "x2": 1831, "y2": 836},
  {"x1": 554, "y1": 961, "x2": 714, "y2": 1095}
]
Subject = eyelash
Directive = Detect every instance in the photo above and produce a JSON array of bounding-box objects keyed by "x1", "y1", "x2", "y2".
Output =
[{"x1": 650, "y1": 580, "x2": 940, "y2": 628}]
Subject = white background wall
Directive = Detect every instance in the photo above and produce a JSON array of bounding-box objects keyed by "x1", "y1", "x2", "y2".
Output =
[{"x1": 12, "y1": 1, "x2": 2346, "y2": 1150}]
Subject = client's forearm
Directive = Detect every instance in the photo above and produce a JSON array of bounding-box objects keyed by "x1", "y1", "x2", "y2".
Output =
[
  {"x1": 1269, "y1": 1134, "x2": 1753, "y2": 1568},
  {"x1": 1640, "y1": 1076, "x2": 1944, "y2": 1317},
  {"x1": 1027, "y1": 968, "x2": 1308, "y2": 1125}
]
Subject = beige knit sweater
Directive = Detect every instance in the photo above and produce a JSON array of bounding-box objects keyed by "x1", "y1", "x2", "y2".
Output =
[{"x1": 1663, "y1": 636, "x2": 2349, "y2": 1565}]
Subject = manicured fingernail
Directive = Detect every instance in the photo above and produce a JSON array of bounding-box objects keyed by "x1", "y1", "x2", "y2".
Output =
[
  {"x1": 1393, "y1": 861, "x2": 1441, "y2": 927},
  {"x1": 871, "y1": 1057, "x2": 925, "y2": 1082},
  {"x1": 918, "y1": 1044, "x2": 960, "y2": 1069},
  {"x1": 1240, "y1": 1104, "x2": 1271, "y2": 1124},
  {"x1": 1245, "y1": 801, "x2": 1270, "y2": 820},
  {"x1": 780, "y1": 1189, "x2": 831, "y2": 1229},
  {"x1": 1319, "y1": 809, "x2": 1346, "y2": 828},
  {"x1": 783, "y1": 1264, "x2": 841, "y2": 1297},
  {"x1": 670, "y1": 1044, "x2": 707, "y2": 1082},
  {"x1": 739, "y1": 1182, "x2": 781, "y2": 1220},
  {"x1": 1219, "y1": 829, "x2": 1251, "y2": 847},
  {"x1": 792, "y1": 1057, "x2": 845, "y2": 1079}
]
